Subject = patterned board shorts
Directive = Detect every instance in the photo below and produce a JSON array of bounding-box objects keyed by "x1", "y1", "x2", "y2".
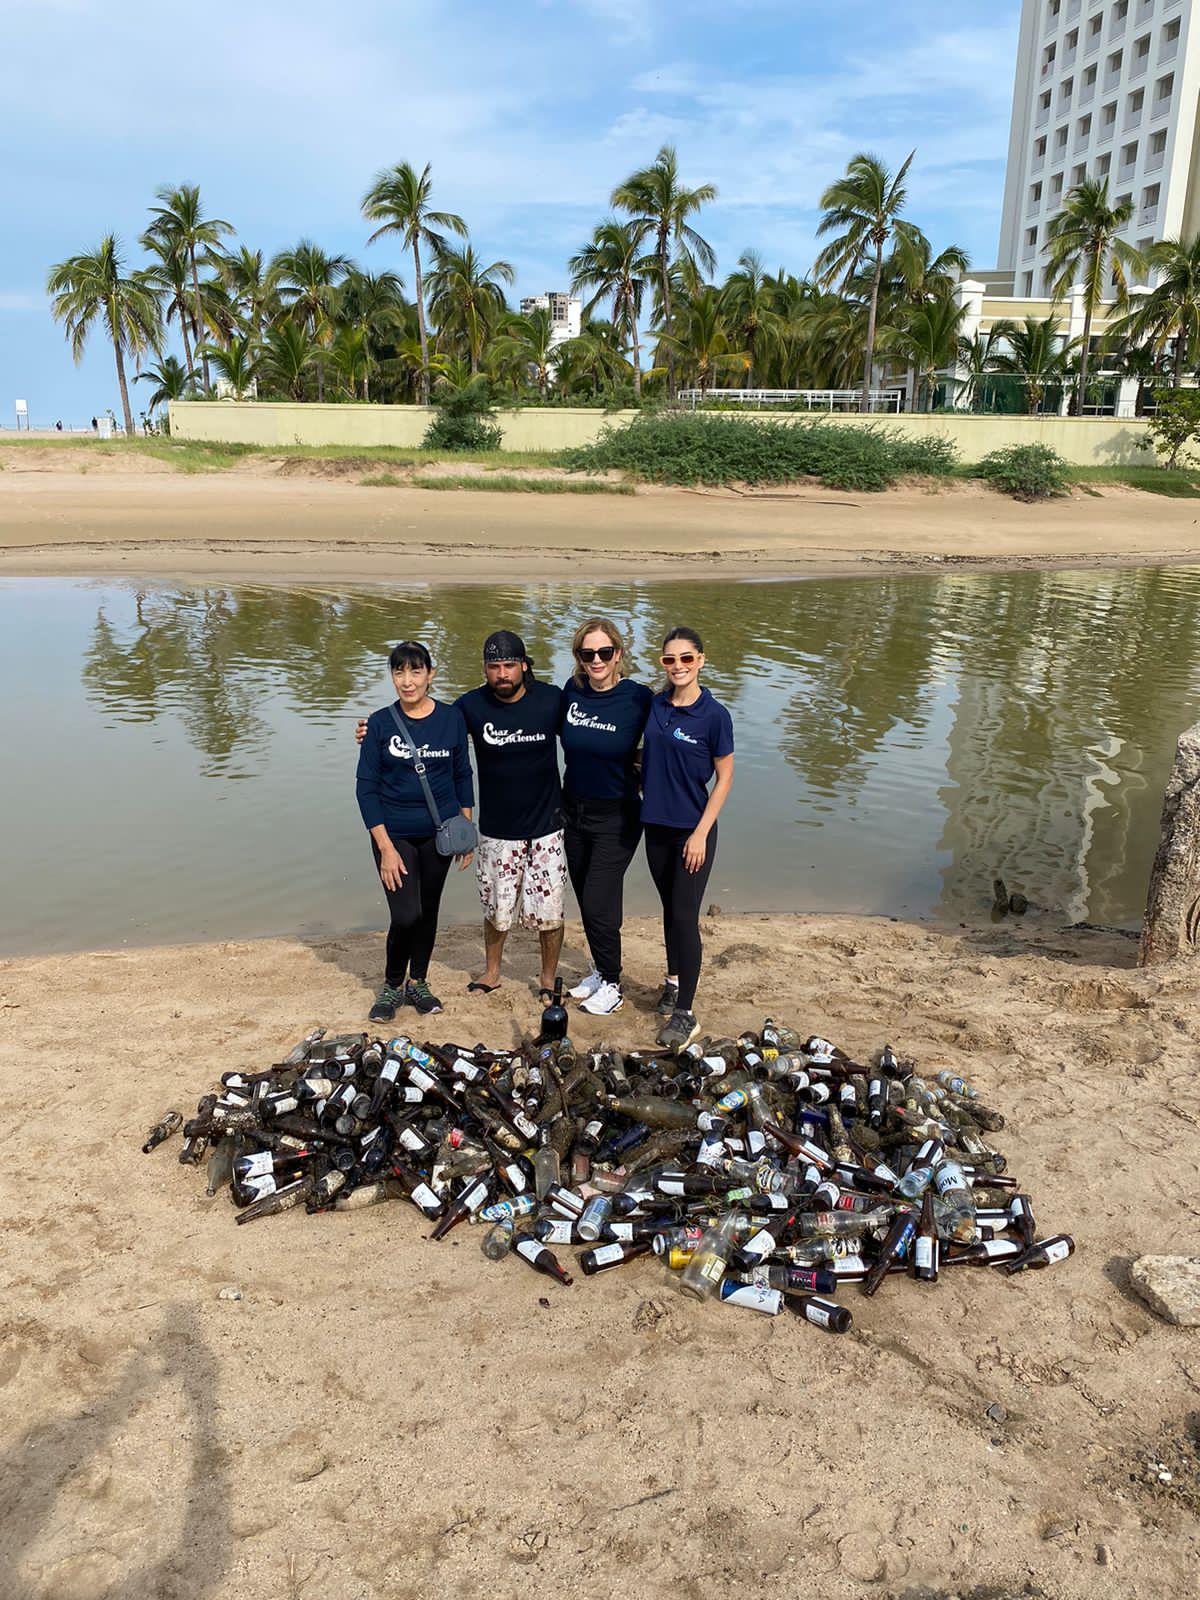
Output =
[{"x1": 475, "y1": 830, "x2": 567, "y2": 932}]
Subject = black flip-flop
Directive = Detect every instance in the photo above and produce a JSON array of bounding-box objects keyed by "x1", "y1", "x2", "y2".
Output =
[
  {"x1": 538, "y1": 988, "x2": 555, "y2": 1005},
  {"x1": 467, "y1": 980, "x2": 501, "y2": 994}
]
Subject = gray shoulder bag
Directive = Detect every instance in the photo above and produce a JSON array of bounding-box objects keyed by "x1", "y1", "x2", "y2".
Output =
[{"x1": 387, "y1": 705, "x2": 478, "y2": 857}]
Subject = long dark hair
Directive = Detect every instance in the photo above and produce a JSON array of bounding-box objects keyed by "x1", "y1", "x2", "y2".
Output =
[{"x1": 660, "y1": 626, "x2": 704, "y2": 694}]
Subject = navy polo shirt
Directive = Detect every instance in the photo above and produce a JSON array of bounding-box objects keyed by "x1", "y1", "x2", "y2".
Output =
[
  {"x1": 560, "y1": 676, "x2": 653, "y2": 804},
  {"x1": 640, "y1": 686, "x2": 734, "y2": 830}
]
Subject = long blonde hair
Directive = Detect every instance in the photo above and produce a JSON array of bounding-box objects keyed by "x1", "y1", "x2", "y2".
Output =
[{"x1": 571, "y1": 616, "x2": 627, "y2": 688}]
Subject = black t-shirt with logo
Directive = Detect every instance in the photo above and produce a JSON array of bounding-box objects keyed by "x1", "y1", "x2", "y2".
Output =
[
  {"x1": 455, "y1": 680, "x2": 564, "y2": 841},
  {"x1": 559, "y1": 675, "x2": 653, "y2": 804}
]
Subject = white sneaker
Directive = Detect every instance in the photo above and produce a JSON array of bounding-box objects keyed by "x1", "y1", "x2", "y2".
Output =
[
  {"x1": 569, "y1": 970, "x2": 603, "y2": 1000},
  {"x1": 580, "y1": 981, "x2": 624, "y2": 1016}
]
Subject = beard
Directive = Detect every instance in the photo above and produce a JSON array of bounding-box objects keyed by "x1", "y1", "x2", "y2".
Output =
[{"x1": 490, "y1": 679, "x2": 521, "y2": 699}]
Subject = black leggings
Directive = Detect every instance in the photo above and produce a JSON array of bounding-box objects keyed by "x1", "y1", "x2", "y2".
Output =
[
  {"x1": 643, "y1": 822, "x2": 717, "y2": 1012},
  {"x1": 563, "y1": 800, "x2": 642, "y2": 983},
  {"x1": 370, "y1": 835, "x2": 452, "y2": 987}
]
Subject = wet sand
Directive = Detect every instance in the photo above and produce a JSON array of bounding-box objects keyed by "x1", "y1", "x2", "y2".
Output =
[
  {"x1": 2, "y1": 910, "x2": 1199, "y2": 1599},
  {"x1": 0, "y1": 444, "x2": 1194, "y2": 584}
]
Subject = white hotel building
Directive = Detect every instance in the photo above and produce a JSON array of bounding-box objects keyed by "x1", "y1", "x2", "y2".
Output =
[
  {"x1": 996, "y1": 0, "x2": 1197, "y2": 291},
  {"x1": 946, "y1": 0, "x2": 1199, "y2": 409}
]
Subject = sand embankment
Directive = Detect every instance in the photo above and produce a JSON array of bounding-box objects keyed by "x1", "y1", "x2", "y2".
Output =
[
  {"x1": 2, "y1": 909, "x2": 1198, "y2": 1599},
  {"x1": 0, "y1": 444, "x2": 1196, "y2": 584}
]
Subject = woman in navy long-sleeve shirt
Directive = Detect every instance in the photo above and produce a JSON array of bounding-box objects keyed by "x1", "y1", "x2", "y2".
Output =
[{"x1": 355, "y1": 641, "x2": 474, "y2": 1022}]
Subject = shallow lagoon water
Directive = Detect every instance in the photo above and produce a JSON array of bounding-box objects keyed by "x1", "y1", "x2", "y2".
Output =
[{"x1": 3, "y1": 567, "x2": 1199, "y2": 956}]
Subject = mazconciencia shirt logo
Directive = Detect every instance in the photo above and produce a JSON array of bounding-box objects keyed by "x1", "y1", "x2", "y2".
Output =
[
  {"x1": 481, "y1": 723, "x2": 547, "y2": 747},
  {"x1": 565, "y1": 700, "x2": 617, "y2": 734},
  {"x1": 388, "y1": 738, "x2": 452, "y2": 760}
]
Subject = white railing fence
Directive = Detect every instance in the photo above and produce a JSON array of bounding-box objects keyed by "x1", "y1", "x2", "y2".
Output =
[{"x1": 678, "y1": 388, "x2": 905, "y2": 413}]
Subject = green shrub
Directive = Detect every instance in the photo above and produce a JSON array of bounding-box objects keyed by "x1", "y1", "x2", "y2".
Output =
[
  {"x1": 422, "y1": 379, "x2": 503, "y2": 452},
  {"x1": 976, "y1": 443, "x2": 1070, "y2": 501},
  {"x1": 1146, "y1": 388, "x2": 1200, "y2": 469},
  {"x1": 560, "y1": 412, "x2": 959, "y2": 491}
]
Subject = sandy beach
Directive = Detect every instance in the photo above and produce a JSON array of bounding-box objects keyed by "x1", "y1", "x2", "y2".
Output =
[
  {"x1": 1, "y1": 443, "x2": 1196, "y2": 584},
  {"x1": 3, "y1": 908, "x2": 1199, "y2": 1600}
]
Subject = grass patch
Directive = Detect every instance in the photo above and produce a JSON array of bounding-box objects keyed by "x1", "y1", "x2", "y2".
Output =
[
  {"x1": 1069, "y1": 464, "x2": 1200, "y2": 498},
  {"x1": 407, "y1": 473, "x2": 633, "y2": 494},
  {"x1": 2, "y1": 435, "x2": 561, "y2": 473},
  {"x1": 561, "y1": 412, "x2": 959, "y2": 492}
]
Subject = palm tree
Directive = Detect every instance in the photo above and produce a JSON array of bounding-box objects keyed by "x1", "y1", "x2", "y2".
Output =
[
  {"x1": 659, "y1": 286, "x2": 745, "y2": 398},
  {"x1": 337, "y1": 270, "x2": 406, "y2": 401},
  {"x1": 136, "y1": 354, "x2": 193, "y2": 415},
  {"x1": 261, "y1": 321, "x2": 316, "y2": 401},
  {"x1": 612, "y1": 144, "x2": 716, "y2": 400},
  {"x1": 556, "y1": 318, "x2": 631, "y2": 399},
  {"x1": 220, "y1": 246, "x2": 276, "y2": 343},
  {"x1": 141, "y1": 234, "x2": 197, "y2": 378},
  {"x1": 720, "y1": 250, "x2": 781, "y2": 388},
  {"x1": 886, "y1": 232, "x2": 970, "y2": 306},
  {"x1": 145, "y1": 184, "x2": 233, "y2": 391},
  {"x1": 1118, "y1": 234, "x2": 1200, "y2": 388},
  {"x1": 361, "y1": 161, "x2": 467, "y2": 405},
  {"x1": 198, "y1": 334, "x2": 262, "y2": 402},
  {"x1": 955, "y1": 327, "x2": 1006, "y2": 413},
  {"x1": 569, "y1": 219, "x2": 650, "y2": 401},
  {"x1": 989, "y1": 316, "x2": 1075, "y2": 414},
  {"x1": 328, "y1": 326, "x2": 372, "y2": 401},
  {"x1": 1044, "y1": 179, "x2": 1141, "y2": 412},
  {"x1": 814, "y1": 150, "x2": 919, "y2": 412},
  {"x1": 271, "y1": 241, "x2": 352, "y2": 401},
  {"x1": 426, "y1": 243, "x2": 513, "y2": 375},
  {"x1": 47, "y1": 235, "x2": 162, "y2": 435},
  {"x1": 488, "y1": 307, "x2": 558, "y2": 400},
  {"x1": 886, "y1": 298, "x2": 967, "y2": 410}
]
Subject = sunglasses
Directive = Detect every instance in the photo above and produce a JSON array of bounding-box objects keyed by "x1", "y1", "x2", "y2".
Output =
[
  {"x1": 661, "y1": 653, "x2": 699, "y2": 667},
  {"x1": 576, "y1": 645, "x2": 617, "y2": 663}
]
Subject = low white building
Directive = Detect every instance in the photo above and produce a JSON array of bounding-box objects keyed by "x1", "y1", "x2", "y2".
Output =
[{"x1": 519, "y1": 292, "x2": 582, "y2": 349}]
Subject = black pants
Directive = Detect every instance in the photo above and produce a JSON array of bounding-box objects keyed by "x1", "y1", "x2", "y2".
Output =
[
  {"x1": 563, "y1": 798, "x2": 642, "y2": 984},
  {"x1": 643, "y1": 822, "x2": 717, "y2": 1012},
  {"x1": 370, "y1": 835, "x2": 452, "y2": 987}
]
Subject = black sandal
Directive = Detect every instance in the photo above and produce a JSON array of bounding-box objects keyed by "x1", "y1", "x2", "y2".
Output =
[
  {"x1": 467, "y1": 980, "x2": 501, "y2": 994},
  {"x1": 538, "y1": 987, "x2": 555, "y2": 1004}
]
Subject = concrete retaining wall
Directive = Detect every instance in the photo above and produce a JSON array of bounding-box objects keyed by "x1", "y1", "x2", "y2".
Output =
[{"x1": 168, "y1": 400, "x2": 1158, "y2": 466}]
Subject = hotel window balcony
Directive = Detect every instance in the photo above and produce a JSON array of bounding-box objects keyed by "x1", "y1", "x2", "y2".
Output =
[
  {"x1": 1104, "y1": 50, "x2": 1123, "y2": 91},
  {"x1": 1037, "y1": 92, "x2": 1053, "y2": 126},
  {"x1": 1085, "y1": 14, "x2": 1103, "y2": 53},
  {"x1": 1140, "y1": 182, "x2": 1160, "y2": 227},
  {"x1": 1042, "y1": 44, "x2": 1058, "y2": 75},
  {"x1": 1146, "y1": 129, "x2": 1167, "y2": 170},
  {"x1": 1130, "y1": 34, "x2": 1151, "y2": 74},
  {"x1": 1028, "y1": 181, "x2": 1044, "y2": 214},
  {"x1": 1152, "y1": 72, "x2": 1174, "y2": 115},
  {"x1": 1032, "y1": 136, "x2": 1048, "y2": 170},
  {"x1": 1046, "y1": 0, "x2": 1061, "y2": 30},
  {"x1": 1064, "y1": 29, "x2": 1080, "y2": 65},
  {"x1": 1075, "y1": 113, "x2": 1093, "y2": 148},
  {"x1": 1059, "y1": 76, "x2": 1075, "y2": 108},
  {"x1": 1126, "y1": 87, "x2": 1145, "y2": 125},
  {"x1": 1136, "y1": 0, "x2": 1154, "y2": 16},
  {"x1": 1068, "y1": 0, "x2": 1081, "y2": 17},
  {"x1": 1159, "y1": 18, "x2": 1179, "y2": 59},
  {"x1": 1080, "y1": 64, "x2": 1098, "y2": 102},
  {"x1": 1095, "y1": 150, "x2": 1113, "y2": 175},
  {"x1": 1110, "y1": 0, "x2": 1129, "y2": 35},
  {"x1": 1097, "y1": 101, "x2": 1118, "y2": 140}
]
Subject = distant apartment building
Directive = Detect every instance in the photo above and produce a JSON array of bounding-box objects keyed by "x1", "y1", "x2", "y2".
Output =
[
  {"x1": 997, "y1": 0, "x2": 1198, "y2": 291},
  {"x1": 519, "y1": 292, "x2": 582, "y2": 349}
]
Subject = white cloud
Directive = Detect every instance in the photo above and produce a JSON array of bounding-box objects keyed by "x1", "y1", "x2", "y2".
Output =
[{"x1": 0, "y1": 292, "x2": 42, "y2": 312}]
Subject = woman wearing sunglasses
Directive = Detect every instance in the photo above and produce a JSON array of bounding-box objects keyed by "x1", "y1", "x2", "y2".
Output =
[
  {"x1": 641, "y1": 626, "x2": 734, "y2": 1051},
  {"x1": 559, "y1": 617, "x2": 653, "y2": 1016}
]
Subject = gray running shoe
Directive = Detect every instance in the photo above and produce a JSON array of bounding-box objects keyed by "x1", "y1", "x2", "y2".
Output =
[
  {"x1": 657, "y1": 1007, "x2": 700, "y2": 1052},
  {"x1": 655, "y1": 980, "x2": 679, "y2": 1017},
  {"x1": 369, "y1": 983, "x2": 404, "y2": 1023}
]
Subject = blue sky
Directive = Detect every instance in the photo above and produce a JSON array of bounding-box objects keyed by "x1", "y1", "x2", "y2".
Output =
[{"x1": 0, "y1": 0, "x2": 1021, "y2": 424}]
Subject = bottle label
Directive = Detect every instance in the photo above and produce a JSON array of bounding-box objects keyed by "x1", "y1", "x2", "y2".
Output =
[
  {"x1": 514, "y1": 1238, "x2": 543, "y2": 1264},
  {"x1": 1040, "y1": 1238, "x2": 1071, "y2": 1264},
  {"x1": 398, "y1": 1127, "x2": 426, "y2": 1152},
  {"x1": 410, "y1": 1183, "x2": 439, "y2": 1211},
  {"x1": 591, "y1": 1244, "x2": 624, "y2": 1266},
  {"x1": 539, "y1": 1220, "x2": 574, "y2": 1243},
  {"x1": 408, "y1": 1066, "x2": 438, "y2": 1093},
  {"x1": 583, "y1": 1119, "x2": 604, "y2": 1142},
  {"x1": 914, "y1": 1237, "x2": 934, "y2": 1270},
  {"x1": 743, "y1": 1228, "x2": 775, "y2": 1259},
  {"x1": 607, "y1": 1221, "x2": 634, "y2": 1240},
  {"x1": 463, "y1": 1181, "x2": 488, "y2": 1211},
  {"x1": 804, "y1": 1303, "x2": 832, "y2": 1327},
  {"x1": 700, "y1": 1255, "x2": 726, "y2": 1283},
  {"x1": 720, "y1": 1282, "x2": 781, "y2": 1314}
]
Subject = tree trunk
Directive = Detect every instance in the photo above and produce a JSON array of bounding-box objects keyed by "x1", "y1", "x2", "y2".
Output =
[
  {"x1": 861, "y1": 244, "x2": 883, "y2": 414},
  {"x1": 111, "y1": 321, "x2": 134, "y2": 436},
  {"x1": 659, "y1": 225, "x2": 675, "y2": 402},
  {"x1": 190, "y1": 247, "x2": 210, "y2": 391},
  {"x1": 178, "y1": 303, "x2": 193, "y2": 379},
  {"x1": 1140, "y1": 720, "x2": 1200, "y2": 965},
  {"x1": 629, "y1": 284, "x2": 642, "y2": 402},
  {"x1": 413, "y1": 240, "x2": 431, "y2": 407},
  {"x1": 1174, "y1": 326, "x2": 1185, "y2": 388}
]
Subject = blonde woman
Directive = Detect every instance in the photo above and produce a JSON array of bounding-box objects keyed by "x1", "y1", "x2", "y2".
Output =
[{"x1": 560, "y1": 617, "x2": 653, "y2": 1016}]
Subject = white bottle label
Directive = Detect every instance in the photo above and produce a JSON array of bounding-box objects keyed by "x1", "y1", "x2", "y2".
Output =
[
  {"x1": 411, "y1": 1183, "x2": 439, "y2": 1211},
  {"x1": 591, "y1": 1244, "x2": 624, "y2": 1266},
  {"x1": 805, "y1": 1303, "x2": 832, "y2": 1327},
  {"x1": 607, "y1": 1222, "x2": 634, "y2": 1240},
  {"x1": 515, "y1": 1239, "x2": 543, "y2": 1264},
  {"x1": 915, "y1": 1237, "x2": 934, "y2": 1270},
  {"x1": 744, "y1": 1228, "x2": 774, "y2": 1259},
  {"x1": 1041, "y1": 1238, "x2": 1071, "y2": 1264},
  {"x1": 540, "y1": 1220, "x2": 574, "y2": 1243}
]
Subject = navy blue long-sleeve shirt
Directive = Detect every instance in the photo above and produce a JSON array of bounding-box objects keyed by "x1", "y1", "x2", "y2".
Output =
[
  {"x1": 560, "y1": 675, "x2": 653, "y2": 804},
  {"x1": 356, "y1": 700, "x2": 474, "y2": 840}
]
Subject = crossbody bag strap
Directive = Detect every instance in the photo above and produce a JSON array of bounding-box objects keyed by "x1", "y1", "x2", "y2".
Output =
[{"x1": 387, "y1": 703, "x2": 445, "y2": 830}]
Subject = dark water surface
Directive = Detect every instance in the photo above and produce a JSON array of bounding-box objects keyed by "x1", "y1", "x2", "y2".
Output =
[{"x1": 3, "y1": 568, "x2": 1198, "y2": 956}]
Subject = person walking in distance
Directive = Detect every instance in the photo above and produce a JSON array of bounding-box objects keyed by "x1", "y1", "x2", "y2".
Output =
[
  {"x1": 560, "y1": 617, "x2": 652, "y2": 1016},
  {"x1": 641, "y1": 627, "x2": 734, "y2": 1051},
  {"x1": 355, "y1": 642, "x2": 475, "y2": 1022}
]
